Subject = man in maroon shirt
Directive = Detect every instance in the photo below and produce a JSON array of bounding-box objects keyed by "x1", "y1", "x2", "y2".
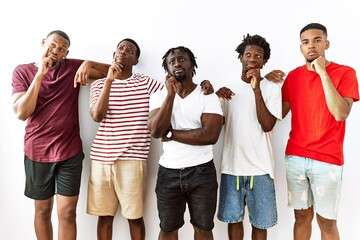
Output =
[{"x1": 11, "y1": 30, "x2": 109, "y2": 240}]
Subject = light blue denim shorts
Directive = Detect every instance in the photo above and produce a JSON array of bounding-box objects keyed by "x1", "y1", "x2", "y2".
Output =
[
  {"x1": 217, "y1": 173, "x2": 277, "y2": 229},
  {"x1": 285, "y1": 155, "x2": 343, "y2": 220}
]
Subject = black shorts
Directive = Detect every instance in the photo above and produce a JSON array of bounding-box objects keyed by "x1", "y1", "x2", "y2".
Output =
[
  {"x1": 24, "y1": 149, "x2": 84, "y2": 200},
  {"x1": 155, "y1": 160, "x2": 218, "y2": 232}
]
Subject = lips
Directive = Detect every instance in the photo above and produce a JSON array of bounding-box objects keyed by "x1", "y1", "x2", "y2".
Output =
[{"x1": 174, "y1": 68, "x2": 184, "y2": 75}]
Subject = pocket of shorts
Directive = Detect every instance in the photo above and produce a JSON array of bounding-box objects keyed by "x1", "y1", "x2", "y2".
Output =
[{"x1": 197, "y1": 161, "x2": 216, "y2": 175}]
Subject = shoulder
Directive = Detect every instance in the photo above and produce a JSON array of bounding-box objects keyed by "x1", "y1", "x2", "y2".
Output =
[
  {"x1": 90, "y1": 78, "x2": 106, "y2": 88},
  {"x1": 62, "y1": 58, "x2": 84, "y2": 69}
]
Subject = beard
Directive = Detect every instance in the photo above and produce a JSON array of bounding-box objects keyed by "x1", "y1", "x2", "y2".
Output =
[
  {"x1": 306, "y1": 56, "x2": 317, "y2": 63},
  {"x1": 174, "y1": 73, "x2": 186, "y2": 82}
]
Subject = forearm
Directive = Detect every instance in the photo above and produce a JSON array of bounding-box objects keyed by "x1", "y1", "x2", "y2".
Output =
[
  {"x1": 171, "y1": 114, "x2": 223, "y2": 145},
  {"x1": 320, "y1": 73, "x2": 353, "y2": 121},
  {"x1": 12, "y1": 74, "x2": 43, "y2": 120},
  {"x1": 254, "y1": 89, "x2": 276, "y2": 132},
  {"x1": 172, "y1": 127, "x2": 220, "y2": 145},
  {"x1": 90, "y1": 79, "x2": 113, "y2": 122},
  {"x1": 148, "y1": 94, "x2": 175, "y2": 138},
  {"x1": 86, "y1": 60, "x2": 110, "y2": 79}
]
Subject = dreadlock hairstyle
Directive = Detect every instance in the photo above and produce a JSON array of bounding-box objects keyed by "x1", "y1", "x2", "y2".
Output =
[
  {"x1": 162, "y1": 46, "x2": 198, "y2": 77},
  {"x1": 235, "y1": 34, "x2": 271, "y2": 62},
  {"x1": 117, "y1": 38, "x2": 141, "y2": 59},
  {"x1": 300, "y1": 23, "x2": 327, "y2": 37},
  {"x1": 47, "y1": 30, "x2": 71, "y2": 47}
]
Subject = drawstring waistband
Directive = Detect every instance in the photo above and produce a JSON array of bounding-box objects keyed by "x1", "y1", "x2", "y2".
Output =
[{"x1": 236, "y1": 176, "x2": 254, "y2": 190}]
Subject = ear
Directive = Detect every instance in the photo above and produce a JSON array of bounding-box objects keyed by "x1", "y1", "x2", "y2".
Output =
[
  {"x1": 325, "y1": 40, "x2": 330, "y2": 50},
  {"x1": 133, "y1": 59, "x2": 139, "y2": 66},
  {"x1": 41, "y1": 38, "x2": 46, "y2": 47},
  {"x1": 64, "y1": 50, "x2": 69, "y2": 58},
  {"x1": 261, "y1": 59, "x2": 268, "y2": 68}
]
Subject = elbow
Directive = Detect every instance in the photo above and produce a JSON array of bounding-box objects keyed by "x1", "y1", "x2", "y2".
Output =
[
  {"x1": 262, "y1": 125, "x2": 274, "y2": 132},
  {"x1": 334, "y1": 114, "x2": 348, "y2": 122},
  {"x1": 208, "y1": 134, "x2": 221, "y2": 145},
  {"x1": 333, "y1": 110, "x2": 350, "y2": 122},
  {"x1": 13, "y1": 109, "x2": 28, "y2": 121},
  {"x1": 148, "y1": 128, "x2": 163, "y2": 139},
  {"x1": 16, "y1": 113, "x2": 28, "y2": 121},
  {"x1": 91, "y1": 113, "x2": 104, "y2": 122}
]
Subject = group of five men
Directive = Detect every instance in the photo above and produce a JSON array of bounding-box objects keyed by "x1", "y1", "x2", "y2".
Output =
[{"x1": 12, "y1": 22, "x2": 359, "y2": 240}]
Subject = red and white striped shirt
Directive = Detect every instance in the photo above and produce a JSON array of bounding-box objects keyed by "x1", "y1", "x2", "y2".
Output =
[{"x1": 89, "y1": 73, "x2": 163, "y2": 163}]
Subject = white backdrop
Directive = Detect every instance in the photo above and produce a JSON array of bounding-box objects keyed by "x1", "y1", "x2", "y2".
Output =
[{"x1": 0, "y1": 0, "x2": 359, "y2": 239}]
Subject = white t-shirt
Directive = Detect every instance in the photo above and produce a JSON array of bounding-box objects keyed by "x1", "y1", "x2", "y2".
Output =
[
  {"x1": 149, "y1": 85, "x2": 223, "y2": 169},
  {"x1": 220, "y1": 79, "x2": 282, "y2": 178}
]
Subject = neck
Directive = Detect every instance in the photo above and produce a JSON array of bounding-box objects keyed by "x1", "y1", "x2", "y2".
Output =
[
  {"x1": 177, "y1": 79, "x2": 197, "y2": 98},
  {"x1": 116, "y1": 69, "x2": 133, "y2": 80}
]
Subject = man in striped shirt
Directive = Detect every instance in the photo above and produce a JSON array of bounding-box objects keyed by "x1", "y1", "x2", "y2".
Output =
[
  {"x1": 86, "y1": 39, "x2": 214, "y2": 240},
  {"x1": 86, "y1": 38, "x2": 160, "y2": 240}
]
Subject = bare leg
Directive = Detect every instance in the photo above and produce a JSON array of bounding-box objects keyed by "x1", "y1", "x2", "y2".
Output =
[
  {"x1": 194, "y1": 226, "x2": 213, "y2": 240},
  {"x1": 56, "y1": 195, "x2": 78, "y2": 240},
  {"x1": 294, "y1": 207, "x2": 314, "y2": 240},
  {"x1": 97, "y1": 216, "x2": 114, "y2": 240},
  {"x1": 158, "y1": 229, "x2": 179, "y2": 240},
  {"x1": 34, "y1": 198, "x2": 54, "y2": 240},
  {"x1": 251, "y1": 225, "x2": 267, "y2": 240},
  {"x1": 316, "y1": 214, "x2": 339, "y2": 240},
  {"x1": 228, "y1": 222, "x2": 244, "y2": 240},
  {"x1": 128, "y1": 217, "x2": 145, "y2": 240}
]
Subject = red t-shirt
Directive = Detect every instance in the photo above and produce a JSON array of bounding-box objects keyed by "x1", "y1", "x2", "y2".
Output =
[
  {"x1": 12, "y1": 59, "x2": 84, "y2": 163},
  {"x1": 282, "y1": 62, "x2": 359, "y2": 166}
]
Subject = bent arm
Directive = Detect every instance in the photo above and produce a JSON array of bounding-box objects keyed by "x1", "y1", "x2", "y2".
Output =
[
  {"x1": 282, "y1": 101, "x2": 291, "y2": 119},
  {"x1": 12, "y1": 72, "x2": 45, "y2": 121},
  {"x1": 147, "y1": 93, "x2": 175, "y2": 138},
  {"x1": 90, "y1": 79, "x2": 113, "y2": 122},
  {"x1": 253, "y1": 89, "x2": 277, "y2": 132},
  {"x1": 320, "y1": 71, "x2": 353, "y2": 121},
  {"x1": 171, "y1": 113, "x2": 223, "y2": 145},
  {"x1": 74, "y1": 60, "x2": 110, "y2": 87}
]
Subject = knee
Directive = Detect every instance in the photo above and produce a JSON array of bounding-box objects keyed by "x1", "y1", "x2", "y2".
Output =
[
  {"x1": 317, "y1": 215, "x2": 337, "y2": 233},
  {"x1": 58, "y1": 205, "x2": 77, "y2": 222},
  {"x1": 194, "y1": 226, "x2": 213, "y2": 239},
  {"x1": 294, "y1": 208, "x2": 314, "y2": 224},
  {"x1": 98, "y1": 216, "x2": 114, "y2": 227},
  {"x1": 128, "y1": 217, "x2": 144, "y2": 227}
]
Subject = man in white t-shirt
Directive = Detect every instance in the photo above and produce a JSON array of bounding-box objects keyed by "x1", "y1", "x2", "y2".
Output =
[
  {"x1": 148, "y1": 46, "x2": 223, "y2": 240},
  {"x1": 216, "y1": 34, "x2": 283, "y2": 240}
]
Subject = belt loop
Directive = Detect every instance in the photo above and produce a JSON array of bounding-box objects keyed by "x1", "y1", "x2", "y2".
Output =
[{"x1": 250, "y1": 176, "x2": 254, "y2": 190}]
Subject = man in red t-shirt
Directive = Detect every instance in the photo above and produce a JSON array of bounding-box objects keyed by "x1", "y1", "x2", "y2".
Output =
[
  {"x1": 11, "y1": 30, "x2": 109, "y2": 240},
  {"x1": 282, "y1": 23, "x2": 359, "y2": 240}
]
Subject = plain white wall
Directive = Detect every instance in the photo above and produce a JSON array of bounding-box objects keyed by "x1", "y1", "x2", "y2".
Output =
[{"x1": 1, "y1": 0, "x2": 359, "y2": 239}]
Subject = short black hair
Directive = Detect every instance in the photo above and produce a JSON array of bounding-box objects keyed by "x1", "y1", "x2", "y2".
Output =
[
  {"x1": 235, "y1": 34, "x2": 271, "y2": 62},
  {"x1": 300, "y1": 23, "x2": 327, "y2": 37},
  {"x1": 47, "y1": 30, "x2": 71, "y2": 47},
  {"x1": 162, "y1": 46, "x2": 198, "y2": 77},
  {"x1": 117, "y1": 38, "x2": 141, "y2": 59}
]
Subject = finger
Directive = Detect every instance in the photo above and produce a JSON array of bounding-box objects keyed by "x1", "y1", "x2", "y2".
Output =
[
  {"x1": 74, "y1": 73, "x2": 78, "y2": 88},
  {"x1": 42, "y1": 47, "x2": 50, "y2": 58}
]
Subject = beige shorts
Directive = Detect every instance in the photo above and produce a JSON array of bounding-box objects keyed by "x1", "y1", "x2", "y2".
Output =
[{"x1": 87, "y1": 160, "x2": 147, "y2": 219}]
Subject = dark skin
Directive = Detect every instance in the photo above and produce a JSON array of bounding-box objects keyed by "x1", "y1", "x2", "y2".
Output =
[
  {"x1": 216, "y1": 45, "x2": 282, "y2": 132},
  {"x1": 89, "y1": 40, "x2": 146, "y2": 240},
  {"x1": 216, "y1": 45, "x2": 281, "y2": 240},
  {"x1": 12, "y1": 33, "x2": 109, "y2": 240},
  {"x1": 147, "y1": 49, "x2": 223, "y2": 240}
]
